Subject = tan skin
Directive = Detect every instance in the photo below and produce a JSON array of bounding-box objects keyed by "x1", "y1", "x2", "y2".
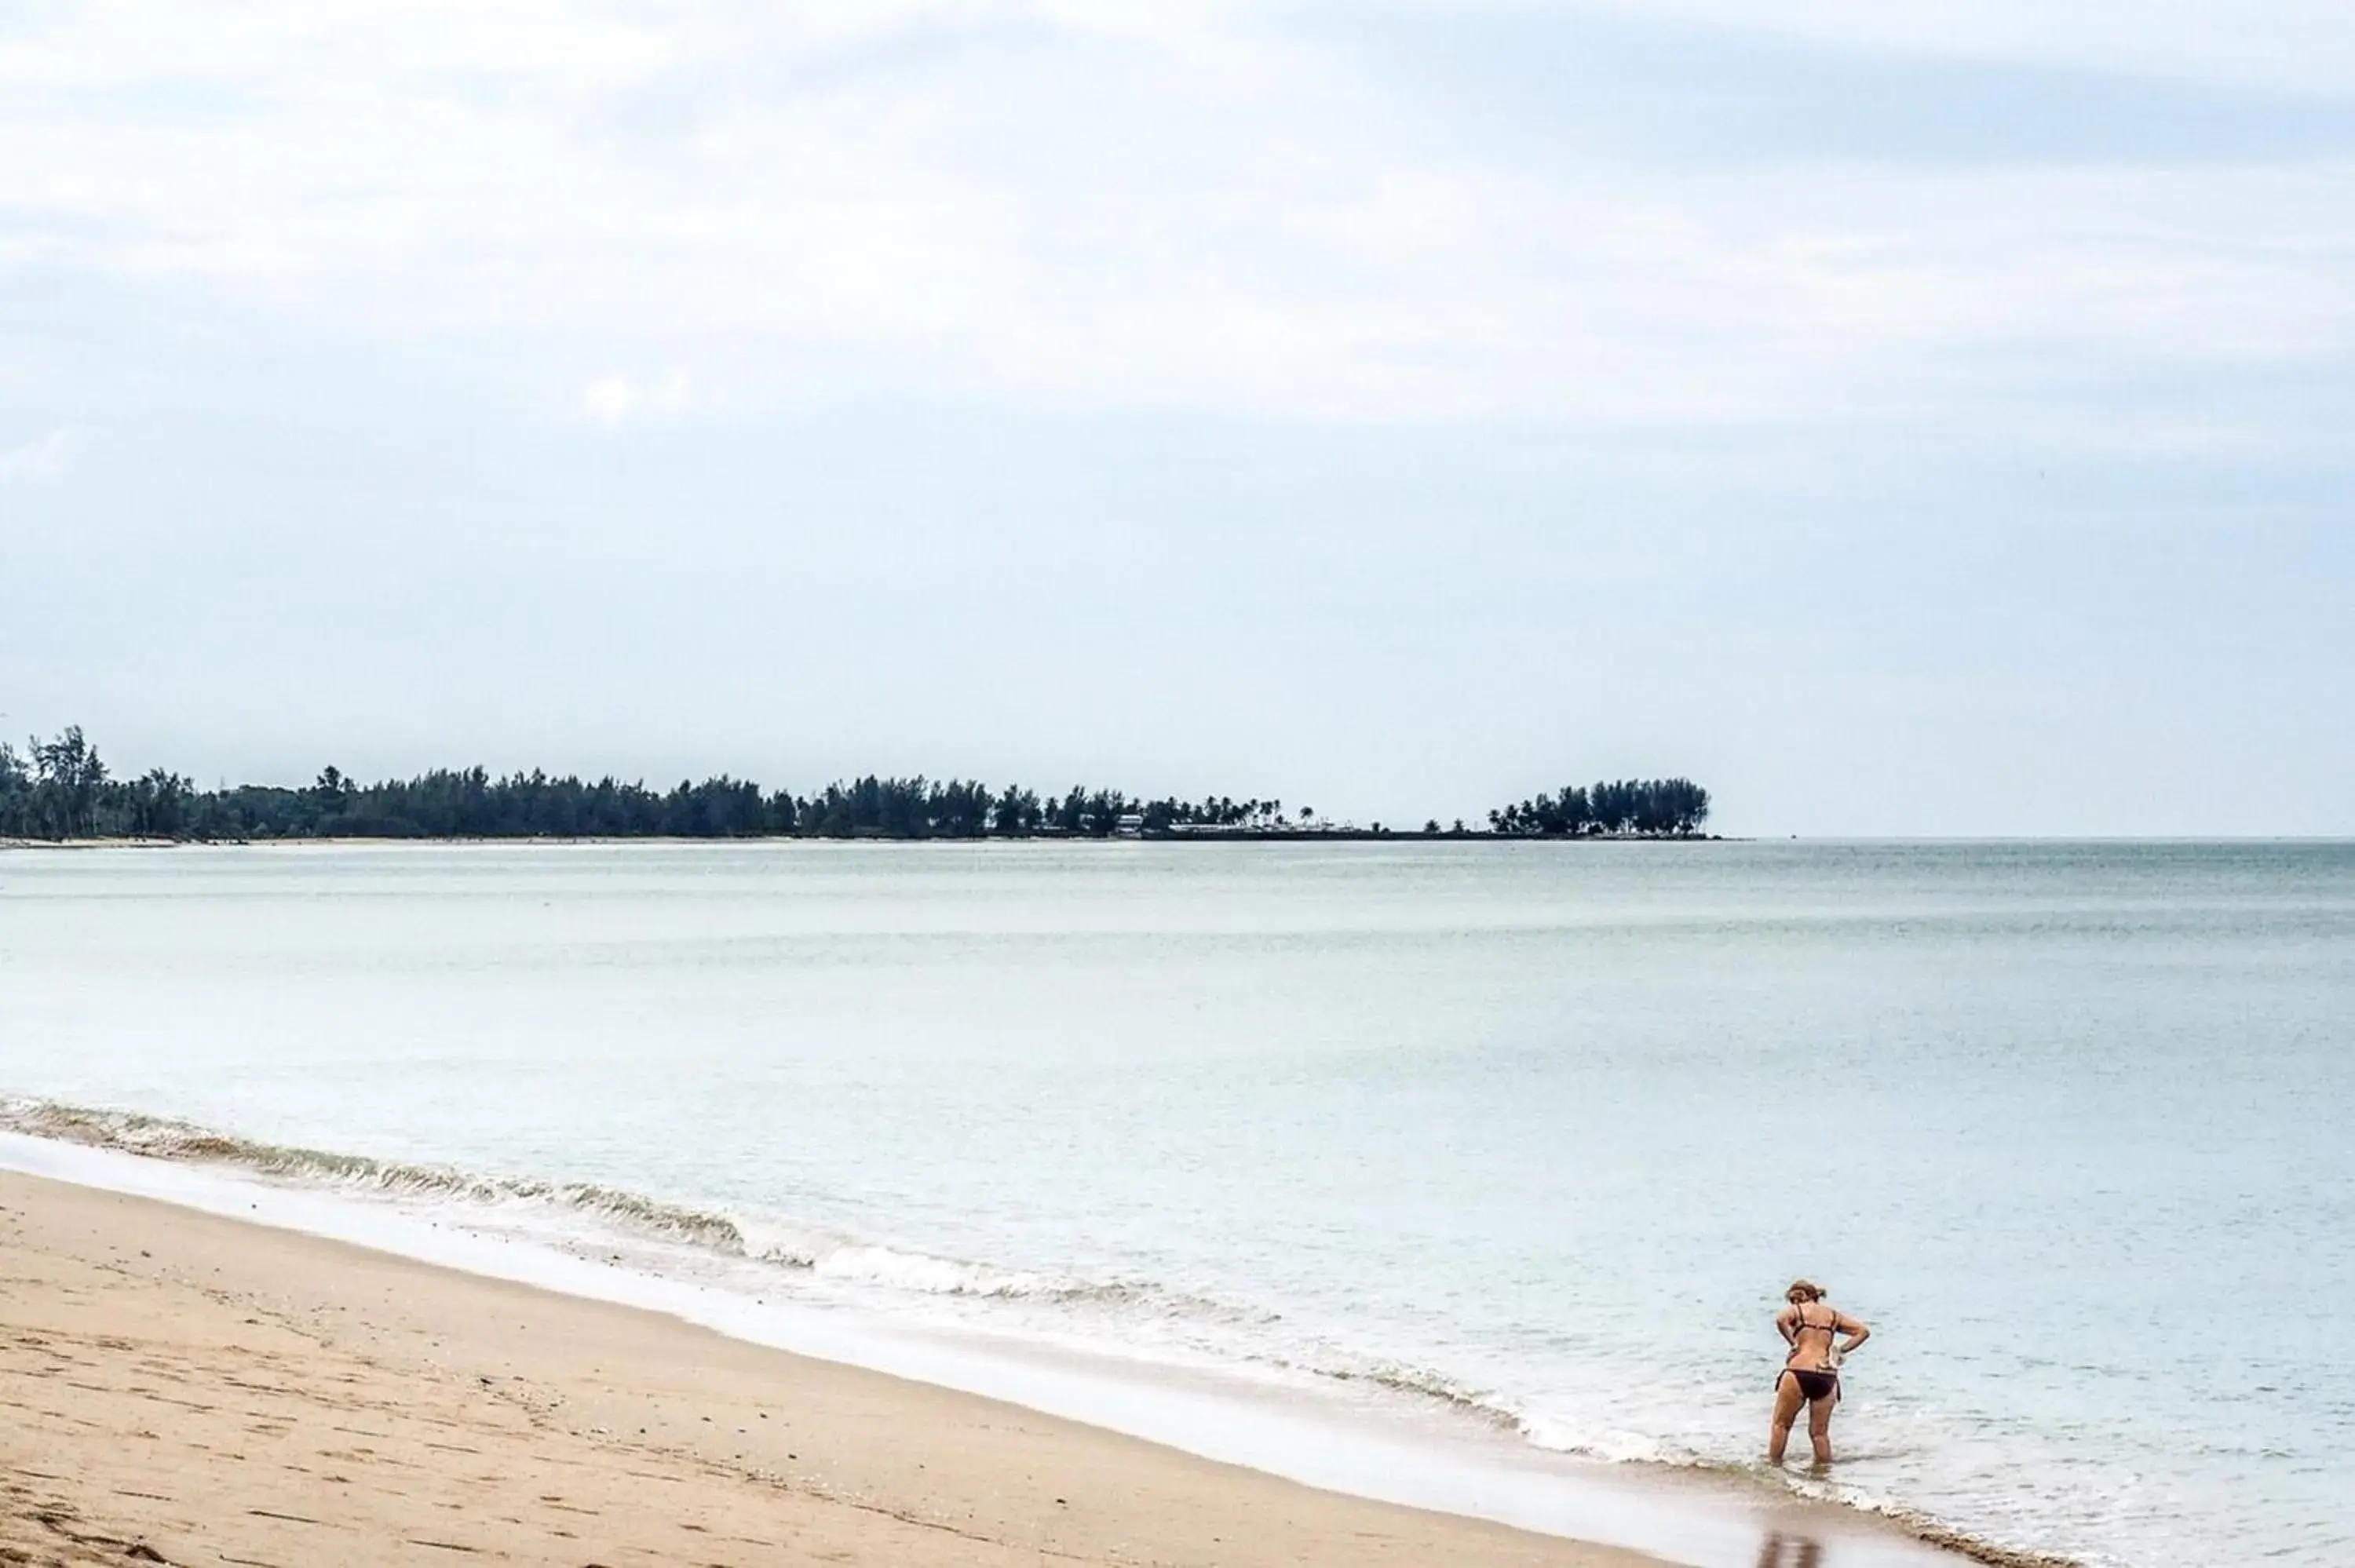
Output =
[{"x1": 1767, "y1": 1288, "x2": 1868, "y2": 1465}]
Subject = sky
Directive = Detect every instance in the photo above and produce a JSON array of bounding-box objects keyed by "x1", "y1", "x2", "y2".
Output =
[{"x1": 2, "y1": 1, "x2": 2350, "y2": 836}]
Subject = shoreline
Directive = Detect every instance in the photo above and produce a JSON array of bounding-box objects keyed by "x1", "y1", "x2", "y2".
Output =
[
  {"x1": 1, "y1": 1169, "x2": 1662, "y2": 1568},
  {"x1": 0, "y1": 1118, "x2": 1990, "y2": 1568}
]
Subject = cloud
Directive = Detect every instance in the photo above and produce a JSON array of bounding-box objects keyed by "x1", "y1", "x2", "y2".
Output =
[
  {"x1": 0, "y1": 428, "x2": 73, "y2": 480},
  {"x1": 1551, "y1": 0, "x2": 2355, "y2": 94},
  {"x1": 0, "y1": 2, "x2": 2346, "y2": 438},
  {"x1": 581, "y1": 370, "x2": 692, "y2": 427}
]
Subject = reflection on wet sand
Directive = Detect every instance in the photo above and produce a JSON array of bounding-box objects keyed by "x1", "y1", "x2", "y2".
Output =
[{"x1": 1755, "y1": 1533, "x2": 1825, "y2": 1568}]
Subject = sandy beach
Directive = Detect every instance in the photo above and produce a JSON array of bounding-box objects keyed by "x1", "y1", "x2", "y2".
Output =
[{"x1": 0, "y1": 1170, "x2": 1659, "y2": 1568}]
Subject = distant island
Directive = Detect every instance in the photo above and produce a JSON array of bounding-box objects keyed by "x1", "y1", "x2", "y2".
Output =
[{"x1": 0, "y1": 727, "x2": 1711, "y2": 842}]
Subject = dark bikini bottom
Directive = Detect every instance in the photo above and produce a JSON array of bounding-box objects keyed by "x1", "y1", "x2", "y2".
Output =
[{"x1": 1781, "y1": 1369, "x2": 1839, "y2": 1402}]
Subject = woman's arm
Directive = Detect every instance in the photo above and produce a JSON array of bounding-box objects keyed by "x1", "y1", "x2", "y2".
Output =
[
  {"x1": 1776, "y1": 1305, "x2": 1799, "y2": 1346},
  {"x1": 1835, "y1": 1314, "x2": 1871, "y2": 1352}
]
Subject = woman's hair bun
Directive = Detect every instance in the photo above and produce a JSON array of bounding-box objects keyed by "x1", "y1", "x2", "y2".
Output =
[{"x1": 1786, "y1": 1278, "x2": 1825, "y2": 1302}]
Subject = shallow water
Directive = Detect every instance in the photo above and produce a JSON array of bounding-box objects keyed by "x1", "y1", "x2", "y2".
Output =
[{"x1": 2, "y1": 840, "x2": 2349, "y2": 1568}]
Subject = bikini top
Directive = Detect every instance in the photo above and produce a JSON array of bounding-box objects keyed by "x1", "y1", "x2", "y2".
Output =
[{"x1": 1787, "y1": 1305, "x2": 1840, "y2": 1363}]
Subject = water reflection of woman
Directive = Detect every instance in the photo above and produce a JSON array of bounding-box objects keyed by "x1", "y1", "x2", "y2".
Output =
[{"x1": 1754, "y1": 1531, "x2": 1824, "y2": 1568}]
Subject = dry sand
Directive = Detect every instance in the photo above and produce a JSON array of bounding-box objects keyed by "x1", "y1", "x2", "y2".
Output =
[{"x1": 0, "y1": 1171, "x2": 1658, "y2": 1568}]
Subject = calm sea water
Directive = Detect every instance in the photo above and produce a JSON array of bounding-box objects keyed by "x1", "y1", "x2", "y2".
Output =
[{"x1": 2, "y1": 841, "x2": 2349, "y2": 1568}]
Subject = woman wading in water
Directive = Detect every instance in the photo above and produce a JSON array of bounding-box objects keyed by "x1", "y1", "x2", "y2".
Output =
[{"x1": 1769, "y1": 1280, "x2": 1868, "y2": 1465}]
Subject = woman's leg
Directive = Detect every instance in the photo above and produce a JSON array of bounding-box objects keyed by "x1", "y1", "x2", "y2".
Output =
[
  {"x1": 1806, "y1": 1391, "x2": 1837, "y2": 1464},
  {"x1": 1767, "y1": 1373, "x2": 1806, "y2": 1463}
]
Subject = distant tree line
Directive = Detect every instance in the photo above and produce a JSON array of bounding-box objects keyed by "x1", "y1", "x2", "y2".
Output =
[
  {"x1": 1487, "y1": 778, "x2": 1711, "y2": 837},
  {"x1": 0, "y1": 727, "x2": 1708, "y2": 842}
]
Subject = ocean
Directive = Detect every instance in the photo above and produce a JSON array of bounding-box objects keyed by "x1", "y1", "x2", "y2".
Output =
[{"x1": 2, "y1": 839, "x2": 2348, "y2": 1568}]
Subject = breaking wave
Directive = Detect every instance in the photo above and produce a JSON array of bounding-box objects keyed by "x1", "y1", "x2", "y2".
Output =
[
  {"x1": 1, "y1": 1097, "x2": 753, "y2": 1252},
  {"x1": 0, "y1": 1096, "x2": 1265, "y2": 1323}
]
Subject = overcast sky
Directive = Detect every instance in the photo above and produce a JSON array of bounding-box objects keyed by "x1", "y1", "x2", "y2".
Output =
[{"x1": 3, "y1": 2, "x2": 2350, "y2": 834}]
